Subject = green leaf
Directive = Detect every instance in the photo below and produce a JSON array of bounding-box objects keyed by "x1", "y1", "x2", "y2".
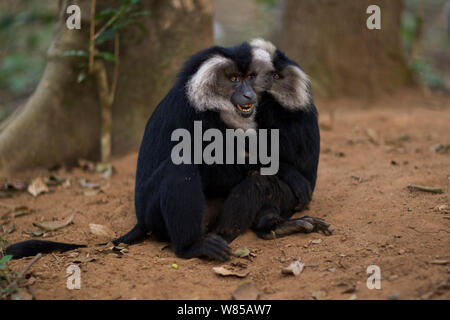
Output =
[
  {"x1": 95, "y1": 52, "x2": 117, "y2": 62},
  {"x1": 0, "y1": 255, "x2": 13, "y2": 264},
  {"x1": 95, "y1": 8, "x2": 117, "y2": 21},
  {"x1": 63, "y1": 50, "x2": 88, "y2": 58}
]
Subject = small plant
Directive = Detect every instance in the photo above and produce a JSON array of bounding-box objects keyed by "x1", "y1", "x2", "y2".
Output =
[
  {"x1": 0, "y1": 252, "x2": 19, "y2": 300},
  {"x1": 63, "y1": 0, "x2": 149, "y2": 164}
]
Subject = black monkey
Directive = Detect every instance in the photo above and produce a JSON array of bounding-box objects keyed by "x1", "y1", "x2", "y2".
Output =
[
  {"x1": 5, "y1": 42, "x2": 275, "y2": 260},
  {"x1": 212, "y1": 39, "x2": 332, "y2": 242}
]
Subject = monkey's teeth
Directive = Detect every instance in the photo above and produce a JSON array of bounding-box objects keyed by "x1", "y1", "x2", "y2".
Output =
[{"x1": 237, "y1": 104, "x2": 254, "y2": 112}]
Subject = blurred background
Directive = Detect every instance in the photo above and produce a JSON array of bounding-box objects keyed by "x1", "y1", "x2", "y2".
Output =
[{"x1": 0, "y1": 0, "x2": 448, "y2": 172}]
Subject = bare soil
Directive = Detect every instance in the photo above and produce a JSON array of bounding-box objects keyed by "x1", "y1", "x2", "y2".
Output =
[{"x1": 1, "y1": 90, "x2": 449, "y2": 300}]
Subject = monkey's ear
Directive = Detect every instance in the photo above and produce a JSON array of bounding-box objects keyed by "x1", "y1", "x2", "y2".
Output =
[{"x1": 186, "y1": 55, "x2": 234, "y2": 112}]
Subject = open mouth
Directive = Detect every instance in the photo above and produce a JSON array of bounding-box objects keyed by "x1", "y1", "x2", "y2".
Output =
[{"x1": 235, "y1": 104, "x2": 255, "y2": 118}]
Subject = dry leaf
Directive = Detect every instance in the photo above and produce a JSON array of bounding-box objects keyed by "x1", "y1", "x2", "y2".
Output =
[
  {"x1": 234, "y1": 247, "x2": 250, "y2": 258},
  {"x1": 84, "y1": 190, "x2": 100, "y2": 196},
  {"x1": 232, "y1": 283, "x2": 260, "y2": 300},
  {"x1": 89, "y1": 223, "x2": 115, "y2": 238},
  {"x1": 213, "y1": 266, "x2": 249, "y2": 278},
  {"x1": 311, "y1": 290, "x2": 328, "y2": 300},
  {"x1": 282, "y1": 259, "x2": 305, "y2": 276},
  {"x1": 365, "y1": 128, "x2": 379, "y2": 145},
  {"x1": 27, "y1": 177, "x2": 48, "y2": 197},
  {"x1": 33, "y1": 214, "x2": 75, "y2": 231},
  {"x1": 12, "y1": 206, "x2": 31, "y2": 218},
  {"x1": 434, "y1": 204, "x2": 450, "y2": 213},
  {"x1": 79, "y1": 179, "x2": 100, "y2": 189},
  {"x1": 2, "y1": 221, "x2": 15, "y2": 234}
]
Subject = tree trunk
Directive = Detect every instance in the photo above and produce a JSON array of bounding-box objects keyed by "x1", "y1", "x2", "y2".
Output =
[
  {"x1": 0, "y1": 0, "x2": 213, "y2": 174},
  {"x1": 275, "y1": 0, "x2": 411, "y2": 98}
]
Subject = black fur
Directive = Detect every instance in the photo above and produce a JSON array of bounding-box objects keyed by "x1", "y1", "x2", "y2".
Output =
[
  {"x1": 4, "y1": 42, "x2": 267, "y2": 260},
  {"x1": 214, "y1": 48, "x2": 322, "y2": 242}
]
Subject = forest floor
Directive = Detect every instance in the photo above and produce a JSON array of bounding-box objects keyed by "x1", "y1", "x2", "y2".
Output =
[{"x1": 1, "y1": 90, "x2": 449, "y2": 300}]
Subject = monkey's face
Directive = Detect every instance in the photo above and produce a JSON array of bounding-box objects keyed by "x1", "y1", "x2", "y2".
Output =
[
  {"x1": 269, "y1": 62, "x2": 311, "y2": 111},
  {"x1": 186, "y1": 44, "x2": 274, "y2": 129},
  {"x1": 249, "y1": 39, "x2": 311, "y2": 111}
]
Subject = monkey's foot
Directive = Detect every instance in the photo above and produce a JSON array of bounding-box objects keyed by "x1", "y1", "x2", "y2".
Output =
[{"x1": 258, "y1": 216, "x2": 333, "y2": 240}]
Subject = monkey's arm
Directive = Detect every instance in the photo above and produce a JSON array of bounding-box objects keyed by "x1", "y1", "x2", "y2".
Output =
[{"x1": 155, "y1": 159, "x2": 231, "y2": 261}]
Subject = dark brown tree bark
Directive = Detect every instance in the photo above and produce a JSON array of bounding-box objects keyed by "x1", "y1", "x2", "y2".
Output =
[
  {"x1": 0, "y1": 0, "x2": 213, "y2": 174},
  {"x1": 275, "y1": 0, "x2": 411, "y2": 98}
]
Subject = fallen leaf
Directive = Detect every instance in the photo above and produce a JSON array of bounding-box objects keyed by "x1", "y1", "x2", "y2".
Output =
[
  {"x1": 27, "y1": 178, "x2": 48, "y2": 197},
  {"x1": 311, "y1": 290, "x2": 327, "y2": 300},
  {"x1": 365, "y1": 128, "x2": 379, "y2": 145},
  {"x1": 434, "y1": 204, "x2": 450, "y2": 213},
  {"x1": 84, "y1": 190, "x2": 100, "y2": 197},
  {"x1": 25, "y1": 230, "x2": 45, "y2": 237},
  {"x1": 79, "y1": 179, "x2": 100, "y2": 189},
  {"x1": 96, "y1": 163, "x2": 115, "y2": 179},
  {"x1": 33, "y1": 214, "x2": 75, "y2": 232},
  {"x1": 213, "y1": 266, "x2": 249, "y2": 278},
  {"x1": 2, "y1": 221, "x2": 15, "y2": 234},
  {"x1": 12, "y1": 206, "x2": 31, "y2": 218},
  {"x1": 430, "y1": 260, "x2": 449, "y2": 265},
  {"x1": 234, "y1": 247, "x2": 250, "y2": 258},
  {"x1": 407, "y1": 184, "x2": 443, "y2": 194},
  {"x1": 232, "y1": 283, "x2": 260, "y2": 300},
  {"x1": 89, "y1": 223, "x2": 115, "y2": 238},
  {"x1": 282, "y1": 259, "x2": 305, "y2": 276}
]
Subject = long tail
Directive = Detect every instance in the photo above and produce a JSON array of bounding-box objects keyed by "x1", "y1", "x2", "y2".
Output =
[
  {"x1": 5, "y1": 224, "x2": 148, "y2": 259},
  {"x1": 5, "y1": 240, "x2": 86, "y2": 259}
]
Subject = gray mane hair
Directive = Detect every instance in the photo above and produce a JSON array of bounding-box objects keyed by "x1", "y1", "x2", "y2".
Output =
[
  {"x1": 250, "y1": 38, "x2": 311, "y2": 111},
  {"x1": 250, "y1": 46, "x2": 275, "y2": 92},
  {"x1": 185, "y1": 55, "x2": 257, "y2": 130},
  {"x1": 250, "y1": 38, "x2": 276, "y2": 58},
  {"x1": 269, "y1": 65, "x2": 311, "y2": 111}
]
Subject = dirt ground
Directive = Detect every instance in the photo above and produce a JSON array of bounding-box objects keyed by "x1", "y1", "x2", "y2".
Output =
[{"x1": 1, "y1": 90, "x2": 449, "y2": 300}]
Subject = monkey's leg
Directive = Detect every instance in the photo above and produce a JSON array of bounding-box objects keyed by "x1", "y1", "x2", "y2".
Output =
[
  {"x1": 212, "y1": 175, "x2": 279, "y2": 243},
  {"x1": 159, "y1": 161, "x2": 230, "y2": 261}
]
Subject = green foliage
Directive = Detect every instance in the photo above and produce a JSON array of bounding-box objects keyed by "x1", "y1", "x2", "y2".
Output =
[
  {"x1": 1, "y1": 233, "x2": 19, "y2": 300},
  {"x1": 0, "y1": 5, "x2": 53, "y2": 99},
  {"x1": 63, "y1": 0, "x2": 149, "y2": 75},
  {"x1": 254, "y1": 0, "x2": 276, "y2": 9},
  {"x1": 411, "y1": 58, "x2": 445, "y2": 90}
]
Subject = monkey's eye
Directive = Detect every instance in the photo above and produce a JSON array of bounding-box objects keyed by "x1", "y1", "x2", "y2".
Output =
[
  {"x1": 230, "y1": 75, "x2": 241, "y2": 82},
  {"x1": 246, "y1": 74, "x2": 256, "y2": 81},
  {"x1": 273, "y1": 73, "x2": 280, "y2": 80}
]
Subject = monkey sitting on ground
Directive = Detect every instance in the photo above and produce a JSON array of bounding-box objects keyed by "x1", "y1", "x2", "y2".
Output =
[
  {"x1": 211, "y1": 39, "x2": 332, "y2": 242},
  {"x1": 6, "y1": 42, "x2": 276, "y2": 260}
]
